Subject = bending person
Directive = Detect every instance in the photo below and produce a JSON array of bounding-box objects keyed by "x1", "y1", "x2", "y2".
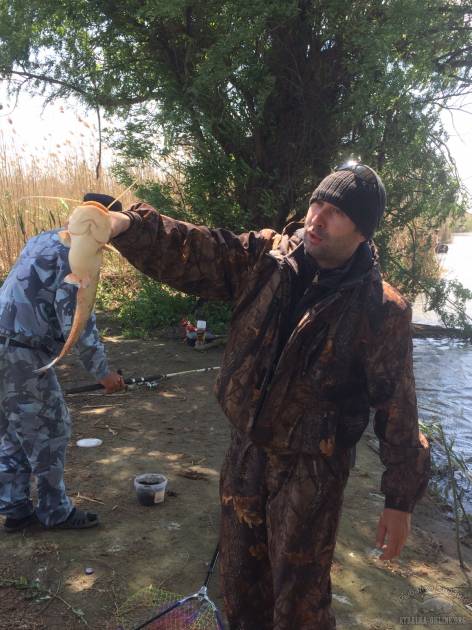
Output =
[{"x1": 0, "y1": 193, "x2": 125, "y2": 532}]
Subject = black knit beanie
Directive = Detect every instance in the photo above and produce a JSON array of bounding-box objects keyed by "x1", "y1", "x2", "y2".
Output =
[
  {"x1": 83, "y1": 192, "x2": 122, "y2": 212},
  {"x1": 310, "y1": 168, "x2": 386, "y2": 239}
]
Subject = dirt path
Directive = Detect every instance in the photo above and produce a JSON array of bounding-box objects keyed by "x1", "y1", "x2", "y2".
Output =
[{"x1": 1, "y1": 326, "x2": 471, "y2": 629}]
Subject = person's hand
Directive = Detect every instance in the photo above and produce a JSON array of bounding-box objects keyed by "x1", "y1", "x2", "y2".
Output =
[
  {"x1": 99, "y1": 371, "x2": 126, "y2": 393},
  {"x1": 106, "y1": 212, "x2": 131, "y2": 238},
  {"x1": 109, "y1": 212, "x2": 131, "y2": 239},
  {"x1": 375, "y1": 508, "x2": 411, "y2": 560}
]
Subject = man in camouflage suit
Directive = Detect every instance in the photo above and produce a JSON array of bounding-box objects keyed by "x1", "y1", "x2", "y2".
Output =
[
  {"x1": 0, "y1": 194, "x2": 125, "y2": 533},
  {"x1": 106, "y1": 164, "x2": 430, "y2": 629}
]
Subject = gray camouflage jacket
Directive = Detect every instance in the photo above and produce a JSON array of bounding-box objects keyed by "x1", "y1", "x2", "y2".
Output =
[{"x1": 0, "y1": 229, "x2": 109, "y2": 379}]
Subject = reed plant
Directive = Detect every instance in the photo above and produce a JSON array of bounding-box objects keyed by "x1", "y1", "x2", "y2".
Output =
[
  {"x1": 0, "y1": 131, "x2": 139, "y2": 279},
  {"x1": 420, "y1": 420, "x2": 472, "y2": 569}
]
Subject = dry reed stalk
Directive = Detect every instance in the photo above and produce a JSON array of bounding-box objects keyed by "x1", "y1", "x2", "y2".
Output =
[{"x1": 0, "y1": 132, "x2": 153, "y2": 279}]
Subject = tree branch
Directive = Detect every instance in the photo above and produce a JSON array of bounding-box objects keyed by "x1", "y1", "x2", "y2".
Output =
[{"x1": 2, "y1": 69, "x2": 159, "y2": 107}]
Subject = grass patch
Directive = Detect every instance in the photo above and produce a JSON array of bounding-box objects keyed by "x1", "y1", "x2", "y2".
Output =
[{"x1": 97, "y1": 271, "x2": 232, "y2": 338}]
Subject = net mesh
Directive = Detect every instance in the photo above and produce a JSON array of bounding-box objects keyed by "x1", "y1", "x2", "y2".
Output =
[{"x1": 140, "y1": 592, "x2": 222, "y2": 630}]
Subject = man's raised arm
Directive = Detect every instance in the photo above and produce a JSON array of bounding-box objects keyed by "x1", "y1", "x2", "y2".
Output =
[{"x1": 108, "y1": 203, "x2": 278, "y2": 302}]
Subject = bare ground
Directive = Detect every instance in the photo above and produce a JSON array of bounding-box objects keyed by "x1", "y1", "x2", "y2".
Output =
[{"x1": 1, "y1": 321, "x2": 472, "y2": 629}]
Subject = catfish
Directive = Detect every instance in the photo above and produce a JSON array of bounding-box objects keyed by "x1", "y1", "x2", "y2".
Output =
[{"x1": 35, "y1": 200, "x2": 112, "y2": 372}]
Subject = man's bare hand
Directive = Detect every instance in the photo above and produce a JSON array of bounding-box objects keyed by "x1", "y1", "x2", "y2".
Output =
[
  {"x1": 109, "y1": 212, "x2": 131, "y2": 239},
  {"x1": 375, "y1": 508, "x2": 411, "y2": 560},
  {"x1": 99, "y1": 371, "x2": 126, "y2": 394}
]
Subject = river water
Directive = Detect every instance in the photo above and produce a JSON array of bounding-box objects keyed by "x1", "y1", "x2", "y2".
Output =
[{"x1": 412, "y1": 233, "x2": 472, "y2": 503}]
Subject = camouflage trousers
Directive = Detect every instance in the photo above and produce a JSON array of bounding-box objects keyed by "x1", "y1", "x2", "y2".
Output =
[
  {"x1": 0, "y1": 343, "x2": 73, "y2": 527},
  {"x1": 219, "y1": 430, "x2": 351, "y2": 630}
]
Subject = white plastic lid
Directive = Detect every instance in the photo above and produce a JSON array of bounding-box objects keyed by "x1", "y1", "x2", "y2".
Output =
[{"x1": 76, "y1": 438, "x2": 103, "y2": 448}]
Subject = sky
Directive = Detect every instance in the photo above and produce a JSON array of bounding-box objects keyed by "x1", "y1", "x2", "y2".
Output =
[
  {"x1": 0, "y1": 85, "x2": 110, "y2": 168},
  {"x1": 440, "y1": 94, "x2": 472, "y2": 203},
  {"x1": 0, "y1": 83, "x2": 471, "y2": 207}
]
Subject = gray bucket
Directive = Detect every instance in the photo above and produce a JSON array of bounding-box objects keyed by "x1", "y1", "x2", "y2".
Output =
[{"x1": 134, "y1": 473, "x2": 168, "y2": 506}]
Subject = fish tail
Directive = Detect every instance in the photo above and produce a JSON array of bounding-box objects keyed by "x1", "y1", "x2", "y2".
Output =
[
  {"x1": 33, "y1": 357, "x2": 59, "y2": 373},
  {"x1": 34, "y1": 285, "x2": 96, "y2": 372}
]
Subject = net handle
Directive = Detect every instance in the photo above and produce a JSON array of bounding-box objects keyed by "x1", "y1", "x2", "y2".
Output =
[
  {"x1": 132, "y1": 597, "x2": 187, "y2": 630},
  {"x1": 203, "y1": 543, "x2": 220, "y2": 589}
]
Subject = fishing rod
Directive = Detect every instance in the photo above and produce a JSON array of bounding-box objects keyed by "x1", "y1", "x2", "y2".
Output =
[{"x1": 64, "y1": 366, "x2": 221, "y2": 395}]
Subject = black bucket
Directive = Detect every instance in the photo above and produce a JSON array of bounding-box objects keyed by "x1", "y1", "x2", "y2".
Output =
[{"x1": 134, "y1": 473, "x2": 168, "y2": 506}]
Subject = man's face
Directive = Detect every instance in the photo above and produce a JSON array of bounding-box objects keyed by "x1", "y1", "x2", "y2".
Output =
[{"x1": 303, "y1": 200, "x2": 365, "y2": 268}]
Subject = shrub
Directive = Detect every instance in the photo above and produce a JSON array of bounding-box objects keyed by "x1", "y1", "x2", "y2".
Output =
[{"x1": 97, "y1": 272, "x2": 232, "y2": 338}]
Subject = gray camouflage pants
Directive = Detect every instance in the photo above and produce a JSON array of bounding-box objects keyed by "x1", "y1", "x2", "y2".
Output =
[{"x1": 0, "y1": 344, "x2": 73, "y2": 526}]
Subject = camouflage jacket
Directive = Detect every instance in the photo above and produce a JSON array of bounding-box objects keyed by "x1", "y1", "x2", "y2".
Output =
[
  {"x1": 0, "y1": 229, "x2": 109, "y2": 379},
  {"x1": 113, "y1": 204, "x2": 430, "y2": 512}
]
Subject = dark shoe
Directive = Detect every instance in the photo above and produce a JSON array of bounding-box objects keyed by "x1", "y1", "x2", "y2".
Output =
[
  {"x1": 50, "y1": 507, "x2": 99, "y2": 529},
  {"x1": 4, "y1": 513, "x2": 39, "y2": 533}
]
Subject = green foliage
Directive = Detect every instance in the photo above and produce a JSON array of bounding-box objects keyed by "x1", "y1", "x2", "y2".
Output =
[
  {"x1": 422, "y1": 277, "x2": 472, "y2": 338},
  {"x1": 1, "y1": 0, "x2": 471, "y2": 314},
  {"x1": 115, "y1": 277, "x2": 193, "y2": 336},
  {"x1": 385, "y1": 248, "x2": 472, "y2": 338},
  {"x1": 96, "y1": 272, "x2": 232, "y2": 337},
  {"x1": 1, "y1": 2, "x2": 470, "y2": 220},
  {"x1": 191, "y1": 299, "x2": 233, "y2": 335}
]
